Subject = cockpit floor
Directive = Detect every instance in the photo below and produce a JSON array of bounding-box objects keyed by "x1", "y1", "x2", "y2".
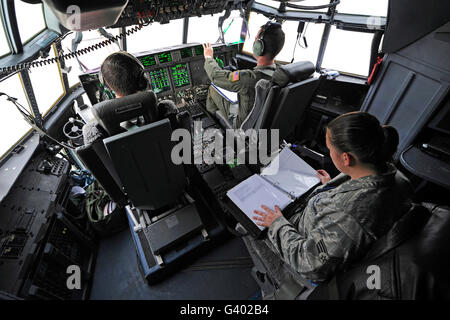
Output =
[{"x1": 89, "y1": 229, "x2": 261, "y2": 300}]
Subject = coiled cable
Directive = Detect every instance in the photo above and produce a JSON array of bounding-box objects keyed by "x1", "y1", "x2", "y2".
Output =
[{"x1": 0, "y1": 24, "x2": 145, "y2": 74}]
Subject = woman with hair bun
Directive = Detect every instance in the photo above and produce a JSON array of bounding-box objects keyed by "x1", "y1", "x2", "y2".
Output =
[{"x1": 248, "y1": 111, "x2": 413, "y2": 287}]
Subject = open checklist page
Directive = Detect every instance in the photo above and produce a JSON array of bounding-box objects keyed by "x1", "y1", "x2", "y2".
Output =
[
  {"x1": 261, "y1": 147, "x2": 320, "y2": 198},
  {"x1": 227, "y1": 174, "x2": 293, "y2": 231}
]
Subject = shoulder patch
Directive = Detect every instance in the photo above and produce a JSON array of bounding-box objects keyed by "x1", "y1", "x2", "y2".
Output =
[{"x1": 231, "y1": 71, "x2": 240, "y2": 82}]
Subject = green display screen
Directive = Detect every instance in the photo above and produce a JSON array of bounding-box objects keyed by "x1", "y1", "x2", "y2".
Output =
[
  {"x1": 171, "y1": 63, "x2": 190, "y2": 88},
  {"x1": 194, "y1": 45, "x2": 203, "y2": 56},
  {"x1": 139, "y1": 55, "x2": 156, "y2": 67},
  {"x1": 158, "y1": 52, "x2": 172, "y2": 64},
  {"x1": 148, "y1": 69, "x2": 171, "y2": 93},
  {"x1": 180, "y1": 47, "x2": 193, "y2": 59}
]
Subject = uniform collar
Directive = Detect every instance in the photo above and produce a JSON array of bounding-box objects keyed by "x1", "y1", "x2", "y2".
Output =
[
  {"x1": 254, "y1": 64, "x2": 276, "y2": 77},
  {"x1": 321, "y1": 163, "x2": 398, "y2": 193}
]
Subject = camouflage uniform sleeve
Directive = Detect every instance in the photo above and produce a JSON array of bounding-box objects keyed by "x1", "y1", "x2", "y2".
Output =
[
  {"x1": 204, "y1": 57, "x2": 250, "y2": 93},
  {"x1": 266, "y1": 199, "x2": 364, "y2": 282}
]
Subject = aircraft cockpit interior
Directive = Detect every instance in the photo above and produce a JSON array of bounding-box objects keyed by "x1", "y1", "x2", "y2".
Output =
[{"x1": 0, "y1": 0, "x2": 449, "y2": 304}]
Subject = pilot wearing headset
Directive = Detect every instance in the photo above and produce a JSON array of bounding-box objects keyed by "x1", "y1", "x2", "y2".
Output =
[
  {"x1": 203, "y1": 21, "x2": 285, "y2": 128},
  {"x1": 82, "y1": 51, "x2": 176, "y2": 145}
]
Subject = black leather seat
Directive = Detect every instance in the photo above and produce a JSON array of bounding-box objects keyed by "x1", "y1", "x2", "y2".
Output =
[
  {"x1": 76, "y1": 92, "x2": 219, "y2": 283},
  {"x1": 75, "y1": 91, "x2": 159, "y2": 206},
  {"x1": 216, "y1": 61, "x2": 320, "y2": 140},
  {"x1": 91, "y1": 90, "x2": 158, "y2": 136},
  {"x1": 308, "y1": 203, "x2": 450, "y2": 300}
]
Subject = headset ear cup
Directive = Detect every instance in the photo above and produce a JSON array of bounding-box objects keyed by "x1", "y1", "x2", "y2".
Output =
[
  {"x1": 139, "y1": 70, "x2": 149, "y2": 91},
  {"x1": 98, "y1": 68, "x2": 115, "y2": 100},
  {"x1": 253, "y1": 39, "x2": 264, "y2": 57}
]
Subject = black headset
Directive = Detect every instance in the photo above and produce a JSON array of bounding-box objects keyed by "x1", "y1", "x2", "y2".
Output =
[
  {"x1": 98, "y1": 51, "x2": 150, "y2": 99},
  {"x1": 252, "y1": 21, "x2": 282, "y2": 57}
]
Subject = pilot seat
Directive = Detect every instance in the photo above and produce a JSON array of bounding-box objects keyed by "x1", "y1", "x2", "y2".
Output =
[
  {"x1": 215, "y1": 60, "x2": 321, "y2": 140},
  {"x1": 76, "y1": 91, "x2": 225, "y2": 284}
]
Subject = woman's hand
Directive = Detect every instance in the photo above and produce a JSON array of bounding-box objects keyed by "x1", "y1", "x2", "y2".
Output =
[
  {"x1": 317, "y1": 169, "x2": 331, "y2": 184},
  {"x1": 252, "y1": 205, "x2": 283, "y2": 228},
  {"x1": 202, "y1": 43, "x2": 214, "y2": 59}
]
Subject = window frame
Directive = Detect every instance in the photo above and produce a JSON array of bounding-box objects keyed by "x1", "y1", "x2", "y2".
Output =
[
  {"x1": 14, "y1": 0, "x2": 47, "y2": 46},
  {"x1": 251, "y1": 1, "x2": 386, "y2": 78},
  {"x1": 0, "y1": 71, "x2": 34, "y2": 161},
  {"x1": 33, "y1": 44, "x2": 66, "y2": 119}
]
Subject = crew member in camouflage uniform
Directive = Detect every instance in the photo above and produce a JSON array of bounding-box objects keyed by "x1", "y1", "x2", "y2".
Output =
[
  {"x1": 246, "y1": 112, "x2": 413, "y2": 297},
  {"x1": 202, "y1": 21, "x2": 285, "y2": 128}
]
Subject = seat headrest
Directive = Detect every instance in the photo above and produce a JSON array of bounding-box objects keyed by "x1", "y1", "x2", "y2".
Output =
[
  {"x1": 93, "y1": 91, "x2": 157, "y2": 136},
  {"x1": 272, "y1": 61, "x2": 315, "y2": 87}
]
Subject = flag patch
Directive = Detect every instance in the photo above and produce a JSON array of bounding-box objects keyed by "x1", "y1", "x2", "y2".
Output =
[{"x1": 231, "y1": 71, "x2": 240, "y2": 82}]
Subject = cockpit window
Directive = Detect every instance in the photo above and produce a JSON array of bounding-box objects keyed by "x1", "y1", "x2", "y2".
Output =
[
  {"x1": 61, "y1": 29, "x2": 121, "y2": 87},
  {"x1": 127, "y1": 19, "x2": 184, "y2": 52},
  {"x1": 337, "y1": 0, "x2": 388, "y2": 17},
  {"x1": 14, "y1": 0, "x2": 46, "y2": 44},
  {"x1": 242, "y1": 12, "x2": 325, "y2": 65},
  {"x1": 0, "y1": 74, "x2": 32, "y2": 159},
  {"x1": 242, "y1": 12, "x2": 272, "y2": 56},
  {"x1": 322, "y1": 26, "x2": 374, "y2": 77},
  {"x1": 274, "y1": 20, "x2": 325, "y2": 64},
  {"x1": 188, "y1": 11, "x2": 244, "y2": 45},
  {"x1": 28, "y1": 44, "x2": 65, "y2": 116}
]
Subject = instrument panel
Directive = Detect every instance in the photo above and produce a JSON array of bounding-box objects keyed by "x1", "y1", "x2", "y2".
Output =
[
  {"x1": 79, "y1": 43, "x2": 239, "y2": 108},
  {"x1": 112, "y1": 0, "x2": 251, "y2": 27}
]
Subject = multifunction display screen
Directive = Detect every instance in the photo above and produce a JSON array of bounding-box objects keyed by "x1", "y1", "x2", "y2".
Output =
[
  {"x1": 158, "y1": 52, "x2": 172, "y2": 64},
  {"x1": 170, "y1": 63, "x2": 190, "y2": 88},
  {"x1": 148, "y1": 68, "x2": 171, "y2": 93},
  {"x1": 180, "y1": 47, "x2": 193, "y2": 59},
  {"x1": 194, "y1": 45, "x2": 204, "y2": 56},
  {"x1": 139, "y1": 55, "x2": 156, "y2": 67}
]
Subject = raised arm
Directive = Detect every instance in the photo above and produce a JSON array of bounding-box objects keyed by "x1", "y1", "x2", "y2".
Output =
[{"x1": 203, "y1": 43, "x2": 248, "y2": 92}]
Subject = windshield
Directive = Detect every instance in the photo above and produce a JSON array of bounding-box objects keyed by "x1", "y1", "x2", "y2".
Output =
[
  {"x1": 14, "y1": 0, "x2": 46, "y2": 44},
  {"x1": 188, "y1": 11, "x2": 244, "y2": 44},
  {"x1": 242, "y1": 12, "x2": 326, "y2": 64}
]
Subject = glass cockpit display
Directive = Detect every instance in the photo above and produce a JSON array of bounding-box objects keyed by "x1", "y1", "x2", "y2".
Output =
[
  {"x1": 148, "y1": 68, "x2": 171, "y2": 93},
  {"x1": 158, "y1": 52, "x2": 172, "y2": 64},
  {"x1": 180, "y1": 47, "x2": 193, "y2": 59},
  {"x1": 194, "y1": 45, "x2": 204, "y2": 56},
  {"x1": 139, "y1": 54, "x2": 156, "y2": 67},
  {"x1": 170, "y1": 63, "x2": 190, "y2": 88}
]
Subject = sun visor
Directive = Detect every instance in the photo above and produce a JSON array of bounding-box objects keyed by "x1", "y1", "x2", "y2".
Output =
[{"x1": 42, "y1": 0, "x2": 128, "y2": 31}]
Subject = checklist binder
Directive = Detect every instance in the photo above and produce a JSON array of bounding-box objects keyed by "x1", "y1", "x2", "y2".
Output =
[{"x1": 227, "y1": 148, "x2": 320, "y2": 237}]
